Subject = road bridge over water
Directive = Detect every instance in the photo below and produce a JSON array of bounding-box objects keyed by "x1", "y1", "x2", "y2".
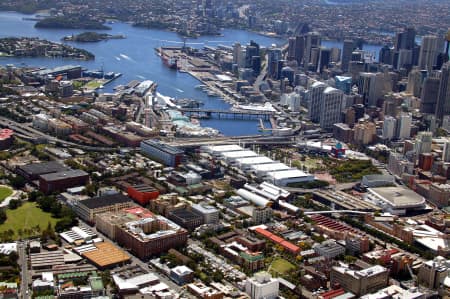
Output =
[{"x1": 178, "y1": 108, "x2": 274, "y2": 120}]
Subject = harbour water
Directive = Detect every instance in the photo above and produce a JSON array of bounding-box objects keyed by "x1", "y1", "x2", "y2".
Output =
[{"x1": 0, "y1": 11, "x2": 383, "y2": 136}]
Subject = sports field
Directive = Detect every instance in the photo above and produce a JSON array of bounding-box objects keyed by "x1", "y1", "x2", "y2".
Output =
[{"x1": 269, "y1": 258, "x2": 295, "y2": 275}]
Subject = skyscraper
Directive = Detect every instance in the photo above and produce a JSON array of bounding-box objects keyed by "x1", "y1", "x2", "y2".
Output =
[
  {"x1": 419, "y1": 35, "x2": 445, "y2": 71},
  {"x1": 233, "y1": 42, "x2": 242, "y2": 65},
  {"x1": 420, "y1": 72, "x2": 441, "y2": 114},
  {"x1": 251, "y1": 56, "x2": 261, "y2": 76},
  {"x1": 383, "y1": 116, "x2": 397, "y2": 140},
  {"x1": 294, "y1": 35, "x2": 306, "y2": 65},
  {"x1": 379, "y1": 46, "x2": 393, "y2": 65},
  {"x1": 267, "y1": 47, "x2": 282, "y2": 79},
  {"x1": 396, "y1": 113, "x2": 412, "y2": 139},
  {"x1": 287, "y1": 37, "x2": 296, "y2": 61},
  {"x1": 395, "y1": 27, "x2": 416, "y2": 51},
  {"x1": 319, "y1": 87, "x2": 344, "y2": 130},
  {"x1": 318, "y1": 47, "x2": 331, "y2": 73},
  {"x1": 245, "y1": 40, "x2": 260, "y2": 68},
  {"x1": 396, "y1": 49, "x2": 413, "y2": 70},
  {"x1": 445, "y1": 30, "x2": 450, "y2": 62},
  {"x1": 415, "y1": 131, "x2": 433, "y2": 156},
  {"x1": 406, "y1": 68, "x2": 424, "y2": 97},
  {"x1": 358, "y1": 72, "x2": 388, "y2": 107},
  {"x1": 308, "y1": 81, "x2": 327, "y2": 122},
  {"x1": 443, "y1": 140, "x2": 450, "y2": 162},
  {"x1": 304, "y1": 32, "x2": 321, "y2": 67},
  {"x1": 341, "y1": 40, "x2": 354, "y2": 72},
  {"x1": 435, "y1": 62, "x2": 450, "y2": 123}
]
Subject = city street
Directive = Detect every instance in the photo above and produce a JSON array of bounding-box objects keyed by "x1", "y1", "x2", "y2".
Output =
[{"x1": 18, "y1": 240, "x2": 29, "y2": 299}]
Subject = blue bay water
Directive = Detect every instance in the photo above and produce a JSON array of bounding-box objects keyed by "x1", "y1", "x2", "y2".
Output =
[{"x1": 0, "y1": 11, "x2": 383, "y2": 135}]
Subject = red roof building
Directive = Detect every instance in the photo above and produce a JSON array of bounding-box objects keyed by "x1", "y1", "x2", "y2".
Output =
[
  {"x1": 254, "y1": 227, "x2": 300, "y2": 254},
  {"x1": 0, "y1": 129, "x2": 13, "y2": 150},
  {"x1": 127, "y1": 184, "x2": 159, "y2": 205}
]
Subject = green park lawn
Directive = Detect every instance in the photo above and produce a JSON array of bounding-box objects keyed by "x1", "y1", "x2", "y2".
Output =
[
  {"x1": 269, "y1": 258, "x2": 295, "y2": 275},
  {"x1": 84, "y1": 80, "x2": 103, "y2": 89},
  {"x1": 0, "y1": 186, "x2": 13, "y2": 202},
  {"x1": 0, "y1": 202, "x2": 58, "y2": 239}
]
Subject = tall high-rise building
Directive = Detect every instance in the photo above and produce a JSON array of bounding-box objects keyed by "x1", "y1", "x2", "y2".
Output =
[
  {"x1": 420, "y1": 72, "x2": 441, "y2": 114},
  {"x1": 308, "y1": 81, "x2": 327, "y2": 122},
  {"x1": 412, "y1": 45, "x2": 421, "y2": 66},
  {"x1": 251, "y1": 56, "x2": 261, "y2": 76},
  {"x1": 379, "y1": 46, "x2": 393, "y2": 65},
  {"x1": 233, "y1": 42, "x2": 242, "y2": 65},
  {"x1": 304, "y1": 32, "x2": 321, "y2": 67},
  {"x1": 267, "y1": 47, "x2": 282, "y2": 79},
  {"x1": 341, "y1": 40, "x2": 354, "y2": 72},
  {"x1": 406, "y1": 68, "x2": 425, "y2": 97},
  {"x1": 396, "y1": 113, "x2": 412, "y2": 139},
  {"x1": 419, "y1": 35, "x2": 445, "y2": 71},
  {"x1": 245, "y1": 40, "x2": 260, "y2": 68},
  {"x1": 318, "y1": 47, "x2": 331, "y2": 73},
  {"x1": 310, "y1": 47, "x2": 320, "y2": 71},
  {"x1": 435, "y1": 62, "x2": 450, "y2": 122},
  {"x1": 395, "y1": 27, "x2": 416, "y2": 51},
  {"x1": 382, "y1": 116, "x2": 397, "y2": 140},
  {"x1": 415, "y1": 131, "x2": 433, "y2": 155},
  {"x1": 358, "y1": 72, "x2": 388, "y2": 107},
  {"x1": 330, "y1": 47, "x2": 341, "y2": 63},
  {"x1": 396, "y1": 49, "x2": 413, "y2": 70},
  {"x1": 445, "y1": 30, "x2": 450, "y2": 62},
  {"x1": 319, "y1": 87, "x2": 343, "y2": 130},
  {"x1": 295, "y1": 35, "x2": 306, "y2": 65},
  {"x1": 443, "y1": 140, "x2": 450, "y2": 162},
  {"x1": 287, "y1": 37, "x2": 296, "y2": 61}
]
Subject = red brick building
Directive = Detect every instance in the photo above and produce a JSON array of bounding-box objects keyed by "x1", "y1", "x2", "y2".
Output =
[
  {"x1": 127, "y1": 184, "x2": 159, "y2": 205},
  {"x1": 39, "y1": 170, "x2": 89, "y2": 194}
]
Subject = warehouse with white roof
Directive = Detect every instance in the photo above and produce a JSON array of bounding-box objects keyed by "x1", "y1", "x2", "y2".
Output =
[
  {"x1": 249, "y1": 163, "x2": 291, "y2": 177},
  {"x1": 220, "y1": 150, "x2": 259, "y2": 163},
  {"x1": 234, "y1": 156, "x2": 275, "y2": 170},
  {"x1": 202, "y1": 144, "x2": 244, "y2": 157},
  {"x1": 265, "y1": 169, "x2": 315, "y2": 186}
]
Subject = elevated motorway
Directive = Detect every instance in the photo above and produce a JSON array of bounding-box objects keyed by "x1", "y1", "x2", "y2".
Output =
[
  {"x1": 0, "y1": 117, "x2": 136, "y2": 152},
  {"x1": 0, "y1": 117, "x2": 296, "y2": 151},
  {"x1": 304, "y1": 210, "x2": 372, "y2": 215},
  {"x1": 164, "y1": 135, "x2": 297, "y2": 147},
  {"x1": 178, "y1": 108, "x2": 274, "y2": 120}
]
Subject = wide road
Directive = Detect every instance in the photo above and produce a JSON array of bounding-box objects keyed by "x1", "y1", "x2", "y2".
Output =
[
  {"x1": 18, "y1": 240, "x2": 29, "y2": 299},
  {"x1": 0, "y1": 117, "x2": 136, "y2": 152}
]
